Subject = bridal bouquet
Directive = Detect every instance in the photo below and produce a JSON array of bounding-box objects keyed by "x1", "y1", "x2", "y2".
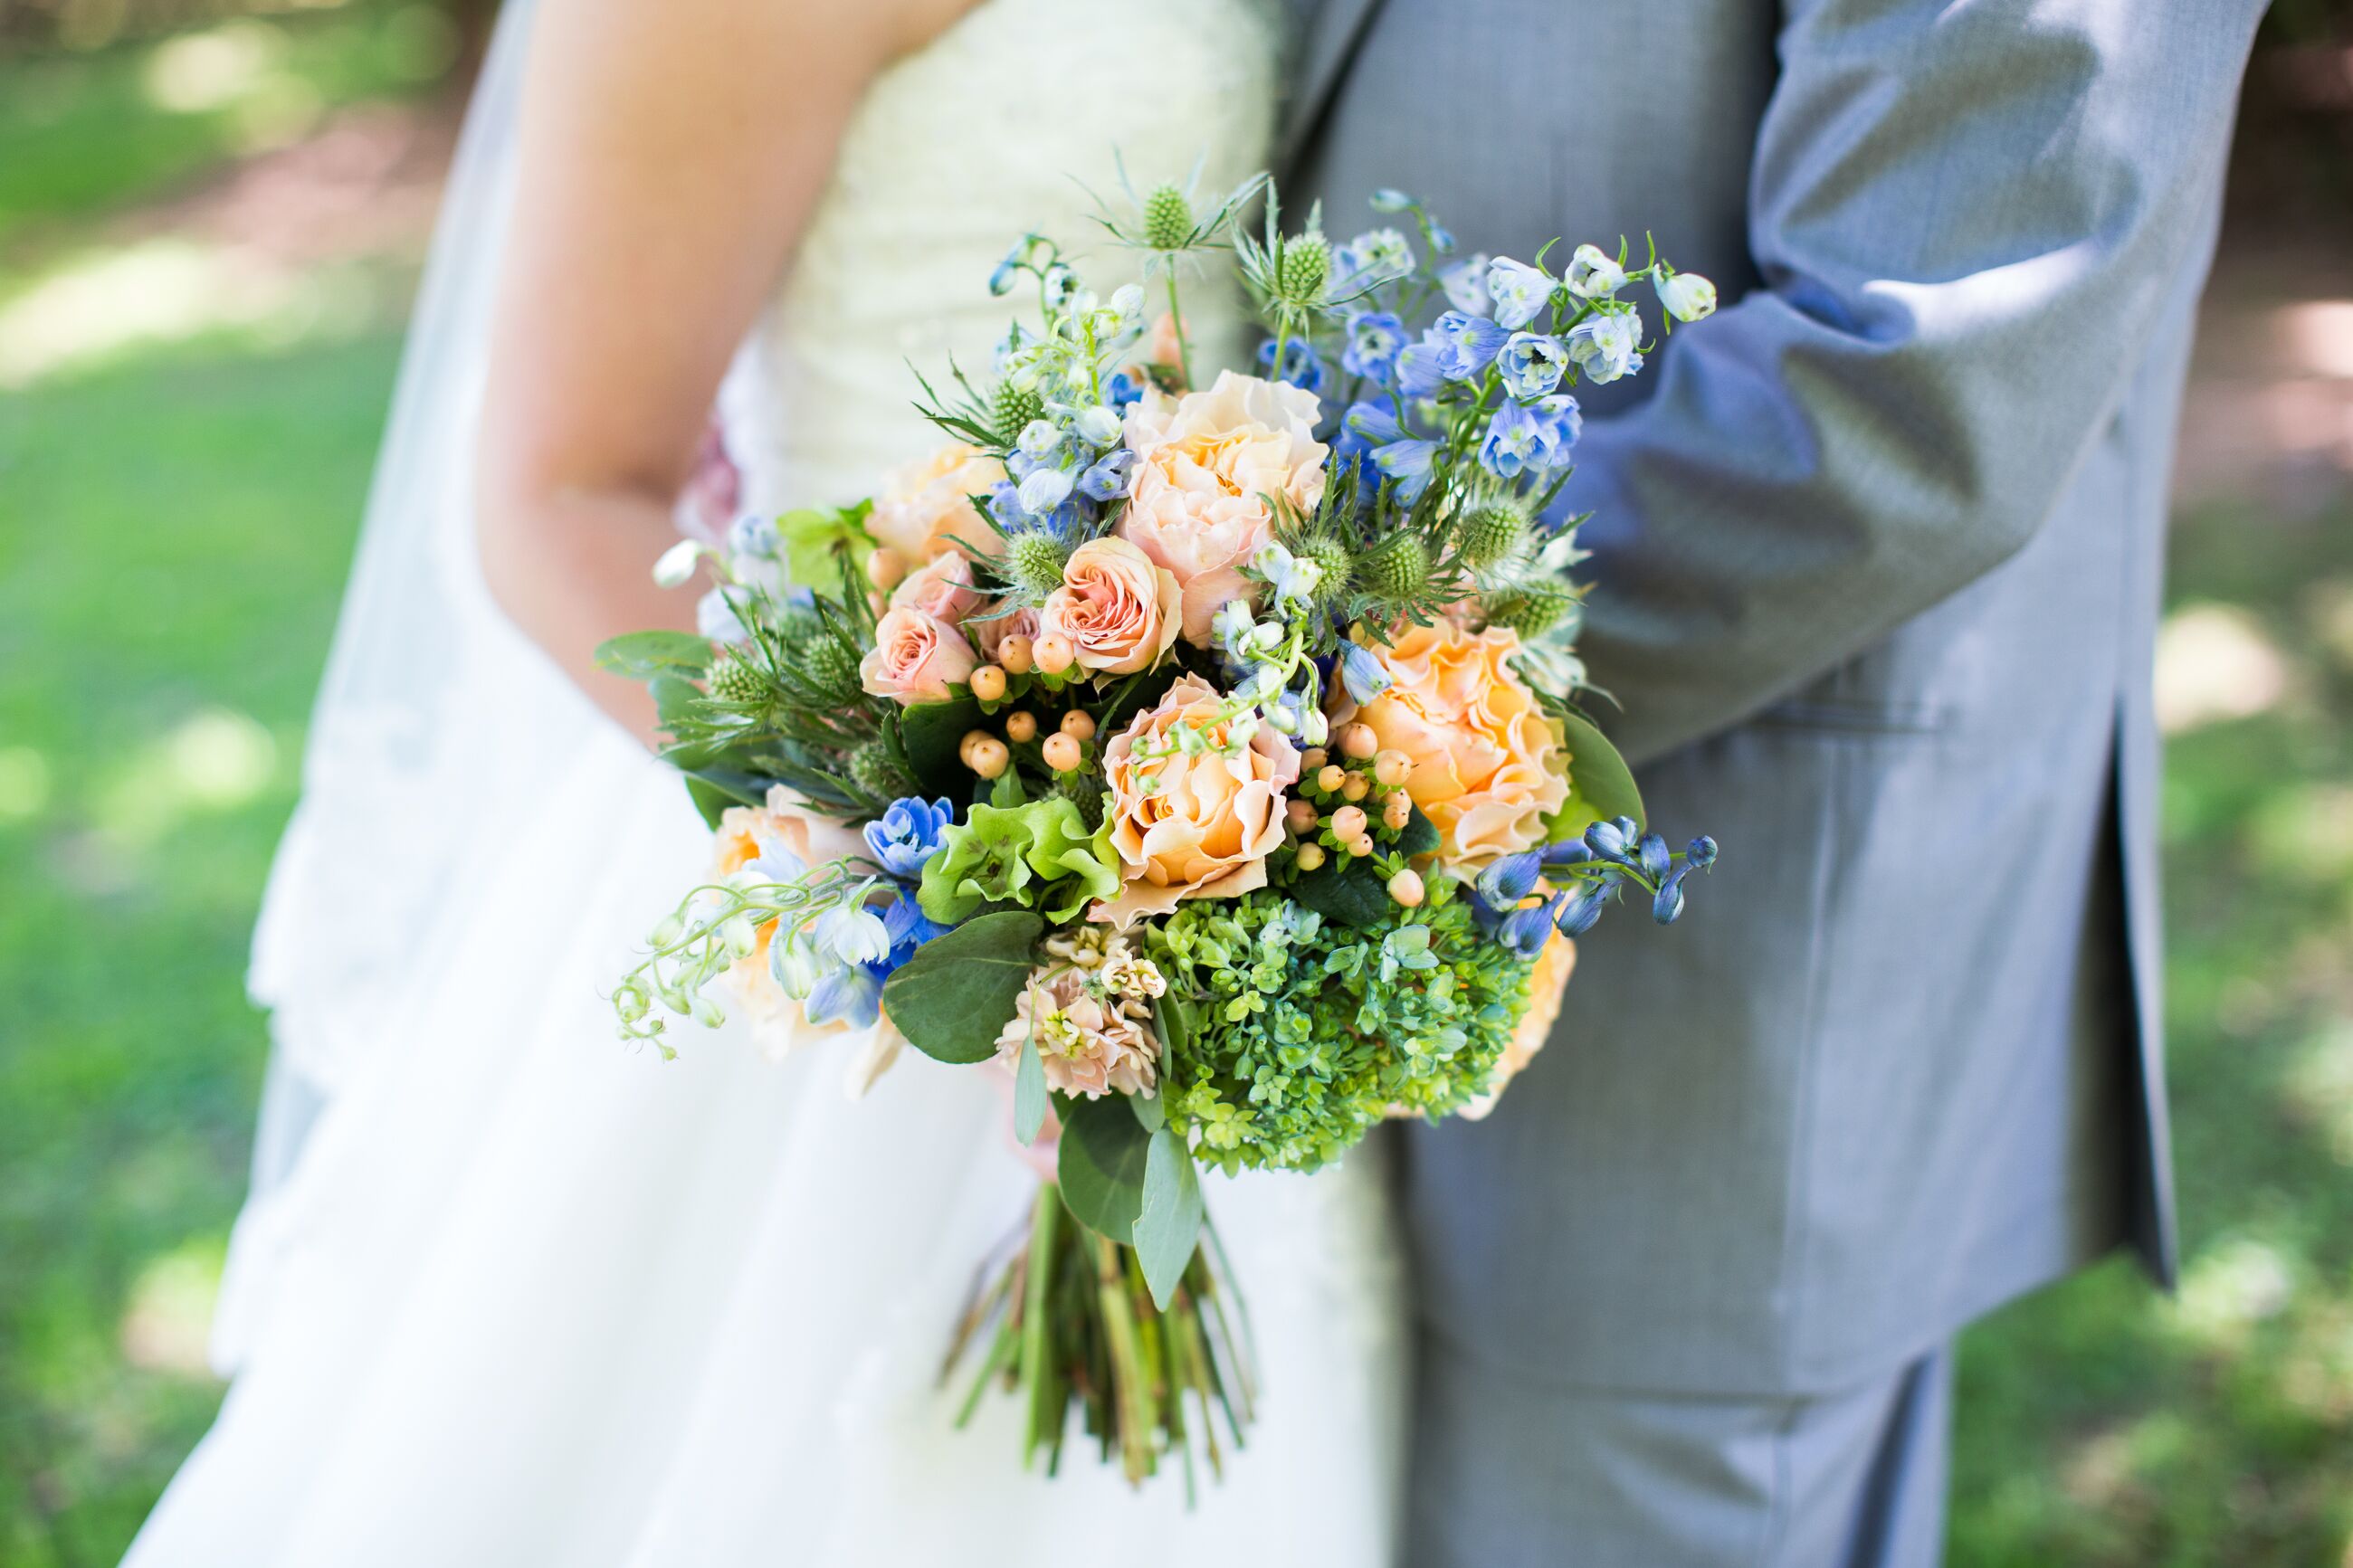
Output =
[{"x1": 602, "y1": 172, "x2": 1717, "y2": 1493}]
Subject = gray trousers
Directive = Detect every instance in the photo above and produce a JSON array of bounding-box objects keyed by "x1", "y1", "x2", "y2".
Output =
[{"x1": 1408, "y1": 1331, "x2": 1954, "y2": 1568}]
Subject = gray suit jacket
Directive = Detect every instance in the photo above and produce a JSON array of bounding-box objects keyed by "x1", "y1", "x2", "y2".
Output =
[{"x1": 1285, "y1": 0, "x2": 2267, "y2": 1395}]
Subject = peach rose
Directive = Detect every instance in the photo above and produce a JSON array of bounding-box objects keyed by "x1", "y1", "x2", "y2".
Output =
[
  {"x1": 867, "y1": 442, "x2": 1005, "y2": 562},
  {"x1": 1039, "y1": 537, "x2": 1181, "y2": 676},
  {"x1": 889, "y1": 549, "x2": 983, "y2": 624},
  {"x1": 1329, "y1": 622, "x2": 1569, "y2": 870},
  {"x1": 1461, "y1": 933, "x2": 1576, "y2": 1120},
  {"x1": 970, "y1": 600, "x2": 1041, "y2": 662},
  {"x1": 859, "y1": 606, "x2": 976, "y2": 706},
  {"x1": 1092, "y1": 672, "x2": 1300, "y2": 926},
  {"x1": 1117, "y1": 371, "x2": 1329, "y2": 643},
  {"x1": 1146, "y1": 311, "x2": 1185, "y2": 372}
]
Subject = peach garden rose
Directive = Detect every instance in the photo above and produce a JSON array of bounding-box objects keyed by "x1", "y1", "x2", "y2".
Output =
[
  {"x1": 1092, "y1": 672, "x2": 1301, "y2": 926},
  {"x1": 1116, "y1": 371, "x2": 1329, "y2": 643},
  {"x1": 859, "y1": 606, "x2": 976, "y2": 706},
  {"x1": 1039, "y1": 537, "x2": 1181, "y2": 676},
  {"x1": 866, "y1": 442, "x2": 1005, "y2": 563},
  {"x1": 1329, "y1": 621, "x2": 1570, "y2": 870},
  {"x1": 889, "y1": 548, "x2": 984, "y2": 625}
]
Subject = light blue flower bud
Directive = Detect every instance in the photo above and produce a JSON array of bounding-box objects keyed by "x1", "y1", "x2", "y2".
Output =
[
  {"x1": 1565, "y1": 243, "x2": 1628, "y2": 299},
  {"x1": 1338, "y1": 641, "x2": 1393, "y2": 704},
  {"x1": 1016, "y1": 419, "x2": 1061, "y2": 458},
  {"x1": 1486, "y1": 257, "x2": 1556, "y2": 330},
  {"x1": 1657, "y1": 270, "x2": 1719, "y2": 322},
  {"x1": 1369, "y1": 187, "x2": 1416, "y2": 213},
  {"x1": 1073, "y1": 405, "x2": 1123, "y2": 448},
  {"x1": 652, "y1": 538, "x2": 701, "y2": 589}
]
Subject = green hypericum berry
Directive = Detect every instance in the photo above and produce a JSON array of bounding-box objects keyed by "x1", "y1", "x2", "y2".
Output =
[
  {"x1": 1357, "y1": 533, "x2": 1430, "y2": 604},
  {"x1": 992, "y1": 384, "x2": 1044, "y2": 447},
  {"x1": 849, "y1": 738, "x2": 916, "y2": 801},
  {"x1": 706, "y1": 652, "x2": 768, "y2": 708},
  {"x1": 1276, "y1": 233, "x2": 1331, "y2": 305},
  {"x1": 1142, "y1": 183, "x2": 1193, "y2": 252},
  {"x1": 1006, "y1": 531, "x2": 1071, "y2": 600},
  {"x1": 1486, "y1": 579, "x2": 1576, "y2": 636},
  {"x1": 1456, "y1": 501, "x2": 1530, "y2": 567}
]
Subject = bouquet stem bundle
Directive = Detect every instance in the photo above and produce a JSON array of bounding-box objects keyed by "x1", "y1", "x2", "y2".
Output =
[{"x1": 946, "y1": 1183, "x2": 1253, "y2": 1497}]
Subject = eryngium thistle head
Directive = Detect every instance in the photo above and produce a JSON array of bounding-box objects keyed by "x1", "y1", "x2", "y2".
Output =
[
  {"x1": 1005, "y1": 531, "x2": 1071, "y2": 600},
  {"x1": 1141, "y1": 183, "x2": 1193, "y2": 252},
  {"x1": 1292, "y1": 531, "x2": 1356, "y2": 608},
  {"x1": 801, "y1": 631, "x2": 863, "y2": 705},
  {"x1": 705, "y1": 652, "x2": 769, "y2": 709},
  {"x1": 849, "y1": 738, "x2": 918, "y2": 802},
  {"x1": 991, "y1": 383, "x2": 1044, "y2": 447},
  {"x1": 1275, "y1": 233, "x2": 1331, "y2": 307},
  {"x1": 1484, "y1": 578, "x2": 1577, "y2": 637},
  {"x1": 1356, "y1": 532, "x2": 1430, "y2": 605},
  {"x1": 1455, "y1": 501, "x2": 1530, "y2": 567}
]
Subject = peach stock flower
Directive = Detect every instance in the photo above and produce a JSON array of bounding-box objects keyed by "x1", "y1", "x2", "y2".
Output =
[
  {"x1": 1117, "y1": 371, "x2": 1329, "y2": 643},
  {"x1": 993, "y1": 963, "x2": 1160, "y2": 1099},
  {"x1": 859, "y1": 606, "x2": 976, "y2": 706},
  {"x1": 1039, "y1": 537, "x2": 1181, "y2": 676},
  {"x1": 866, "y1": 442, "x2": 1005, "y2": 562},
  {"x1": 889, "y1": 549, "x2": 984, "y2": 624},
  {"x1": 1330, "y1": 622, "x2": 1569, "y2": 870},
  {"x1": 1093, "y1": 672, "x2": 1300, "y2": 926}
]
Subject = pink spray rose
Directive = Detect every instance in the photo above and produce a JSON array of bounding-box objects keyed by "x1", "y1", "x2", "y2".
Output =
[
  {"x1": 1038, "y1": 537, "x2": 1182, "y2": 676},
  {"x1": 859, "y1": 607, "x2": 976, "y2": 706}
]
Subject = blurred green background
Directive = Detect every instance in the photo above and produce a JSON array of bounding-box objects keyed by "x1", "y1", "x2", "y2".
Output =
[{"x1": 0, "y1": 1, "x2": 2349, "y2": 1562}]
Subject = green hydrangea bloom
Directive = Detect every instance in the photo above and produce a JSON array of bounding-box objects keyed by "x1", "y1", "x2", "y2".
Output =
[
  {"x1": 917, "y1": 798, "x2": 1119, "y2": 925},
  {"x1": 1146, "y1": 879, "x2": 1537, "y2": 1175}
]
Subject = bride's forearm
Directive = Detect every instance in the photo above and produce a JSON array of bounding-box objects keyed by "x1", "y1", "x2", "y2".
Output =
[{"x1": 476, "y1": 482, "x2": 698, "y2": 747}]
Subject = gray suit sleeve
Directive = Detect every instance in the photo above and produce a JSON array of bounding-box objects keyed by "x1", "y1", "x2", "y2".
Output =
[{"x1": 1559, "y1": 0, "x2": 2265, "y2": 765}]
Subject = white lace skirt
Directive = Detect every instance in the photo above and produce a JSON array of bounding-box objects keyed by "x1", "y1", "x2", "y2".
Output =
[{"x1": 127, "y1": 727, "x2": 1409, "y2": 1565}]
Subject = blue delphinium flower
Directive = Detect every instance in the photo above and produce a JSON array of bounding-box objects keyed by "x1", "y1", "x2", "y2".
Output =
[
  {"x1": 1439, "y1": 253, "x2": 1491, "y2": 316},
  {"x1": 1337, "y1": 227, "x2": 1414, "y2": 289},
  {"x1": 879, "y1": 893, "x2": 944, "y2": 965},
  {"x1": 805, "y1": 964, "x2": 882, "y2": 1029},
  {"x1": 1433, "y1": 311, "x2": 1510, "y2": 381},
  {"x1": 1369, "y1": 187, "x2": 1416, "y2": 213},
  {"x1": 1497, "y1": 332, "x2": 1569, "y2": 399},
  {"x1": 862, "y1": 796, "x2": 955, "y2": 880},
  {"x1": 1564, "y1": 243, "x2": 1629, "y2": 299},
  {"x1": 1554, "y1": 877, "x2": 1616, "y2": 937},
  {"x1": 1338, "y1": 640, "x2": 1392, "y2": 704},
  {"x1": 1476, "y1": 851, "x2": 1544, "y2": 909},
  {"x1": 1104, "y1": 367, "x2": 1148, "y2": 412},
  {"x1": 1394, "y1": 338, "x2": 1448, "y2": 399},
  {"x1": 1342, "y1": 309, "x2": 1407, "y2": 380},
  {"x1": 1257, "y1": 336, "x2": 1327, "y2": 394},
  {"x1": 1373, "y1": 439, "x2": 1440, "y2": 502},
  {"x1": 1343, "y1": 398, "x2": 1405, "y2": 447},
  {"x1": 810, "y1": 904, "x2": 891, "y2": 968},
  {"x1": 1486, "y1": 257, "x2": 1557, "y2": 330},
  {"x1": 1017, "y1": 466, "x2": 1074, "y2": 513},
  {"x1": 1078, "y1": 449, "x2": 1133, "y2": 503},
  {"x1": 1533, "y1": 393, "x2": 1585, "y2": 453},
  {"x1": 727, "y1": 514, "x2": 781, "y2": 559},
  {"x1": 1497, "y1": 898, "x2": 1558, "y2": 958},
  {"x1": 1565, "y1": 310, "x2": 1644, "y2": 384},
  {"x1": 1477, "y1": 400, "x2": 1550, "y2": 480}
]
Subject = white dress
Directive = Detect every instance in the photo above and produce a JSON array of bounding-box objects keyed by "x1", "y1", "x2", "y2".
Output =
[{"x1": 124, "y1": 2, "x2": 1408, "y2": 1563}]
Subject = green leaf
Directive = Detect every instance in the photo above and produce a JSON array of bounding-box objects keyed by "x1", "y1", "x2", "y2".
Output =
[
  {"x1": 1132, "y1": 1126, "x2": 1204, "y2": 1310},
  {"x1": 681, "y1": 768, "x2": 765, "y2": 829},
  {"x1": 990, "y1": 767, "x2": 1025, "y2": 809},
  {"x1": 878, "y1": 909, "x2": 1042, "y2": 1065},
  {"x1": 594, "y1": 629, "x2": 713, "y2": 679},
  {"x1": 1555, "y1": 708, "x2": 1645, "y2": 836},
  {"x1": 1014, "y1": 1022, "x2": 1048, "y2": 1145},
  {"x1": 896, "y1": 697, "x2": 984, "y2": 796},
  {"x1": 1287, "y1": 857, "x2": 1392, "y2": 929},
  {"x1": 1394, "y1": 804, "x2": 1441, "y2": 858},
  {"x1": 1055, "y1": 1092, "x2": 1151, "y2": 1244}
]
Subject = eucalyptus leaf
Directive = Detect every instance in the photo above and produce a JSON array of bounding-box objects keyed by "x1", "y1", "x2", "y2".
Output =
[
  {"x1": 594, "y1": 629, "x2": 713, "y2": 679},
  {"x1": 1014, "y1": 1024, "x2": 1048, "y2": 1145},
  {"x1": 681, "y1": 768, "x2": 766, "y2": 830},
  {"x1": 1055, "y1": 1093, "x2": 1150, "y2": 1244},
  {"x1": 1132, "y1": 1126, "x2": 1204, "y2": 1311},
  {"x1": 897, "y1": 697, "x2": 985, "y2": 796},
  {"x1": 1558, "y1": 708, "x2": 1645, "y2": 833},
  {"x1": 878, "y1": 910, "x2": 1043, "y2": 1065}
]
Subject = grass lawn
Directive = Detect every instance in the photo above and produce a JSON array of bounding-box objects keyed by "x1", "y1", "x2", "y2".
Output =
[{"x1": 2, "y1": 19, "x2": 2349, "y2": 1564}]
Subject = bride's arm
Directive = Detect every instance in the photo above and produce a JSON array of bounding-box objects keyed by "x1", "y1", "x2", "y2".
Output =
[{"x1": 477, "y1": 0, "x2": 975, "y2": 741}]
